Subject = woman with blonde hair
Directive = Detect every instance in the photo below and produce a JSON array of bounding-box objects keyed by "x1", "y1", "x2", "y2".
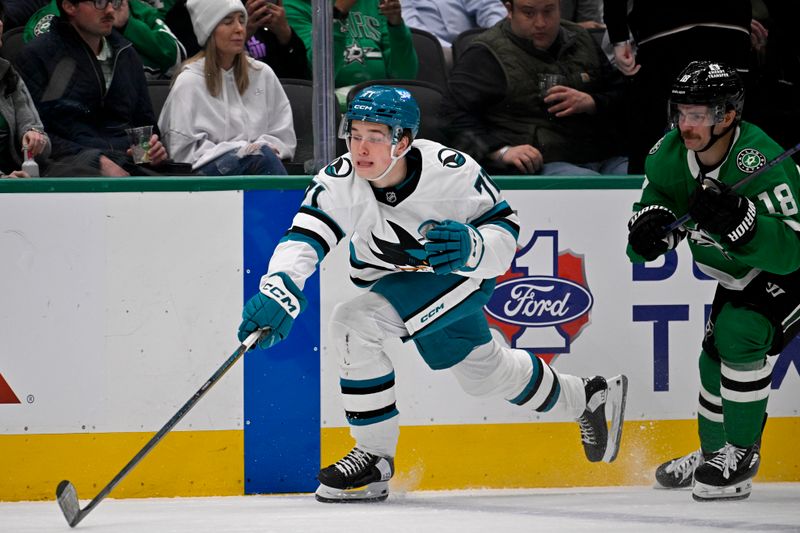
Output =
[{"x1": 158, "y1": 0, "x2": 296, "y2": 176}]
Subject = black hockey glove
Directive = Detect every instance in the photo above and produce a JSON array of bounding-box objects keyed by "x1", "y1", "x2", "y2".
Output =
[
  {"x1": 628, "y1": 205, "x2": 686, "y2": 261},
  {"x1": 688, "y1": 178, "x2": 757, "y2": 246}
]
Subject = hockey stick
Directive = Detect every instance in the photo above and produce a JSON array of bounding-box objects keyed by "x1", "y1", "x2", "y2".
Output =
[
  {"x1": 56, "y1": 329, "x2": 266, "y2": 528},
  {"x1": 664, "y1": 140, "x2": 800, "y2": 233}
]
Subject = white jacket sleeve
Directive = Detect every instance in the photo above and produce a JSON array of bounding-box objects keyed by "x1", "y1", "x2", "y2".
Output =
[{"x1": 252, "y1": 69, "x2": 297, "y2": 160}]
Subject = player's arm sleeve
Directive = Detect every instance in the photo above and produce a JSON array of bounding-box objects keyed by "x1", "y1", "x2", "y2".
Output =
[
  {"x1": 727, "y1": 170, "x2": 800, "y2": 274},
  {"x1": 461, "y1": 167, "x2": 520, "y2": 279},
  {"x1": 382, "y1": 19, "x2": 418, "y2": 79},
  {"x1": 267, "y1": 178, "x2": 349, "y2": 289}
]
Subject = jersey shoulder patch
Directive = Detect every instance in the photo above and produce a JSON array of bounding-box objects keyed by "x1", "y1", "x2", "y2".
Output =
[
  {"x1": 648, "y1": 135, "x2": 665, "y2": 155},
  {"x1": 324, "y1": 156, "x2": 353, "y2": 178},
  {"x1": 735, "y1": 148, "x2": 767, "y2": 174},
  {"x1": 437, "y1": 147, "x2": 467, "y2": 168}
]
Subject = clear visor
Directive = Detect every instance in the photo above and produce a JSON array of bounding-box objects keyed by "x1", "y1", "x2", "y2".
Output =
[
  {"x1": 338, "y1": 117, "x2": 398, "y2": 146},
  {"x1": 669, "y1": 103, "x2": 726, "y2": 129}
]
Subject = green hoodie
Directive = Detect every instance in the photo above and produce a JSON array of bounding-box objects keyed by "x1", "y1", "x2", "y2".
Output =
[
  {"x1": 285, "y1": 0, "x2": 418, "y2": 88},
  {"x1": 24, "y1": 0, "x2": 184, "y2": 77}
]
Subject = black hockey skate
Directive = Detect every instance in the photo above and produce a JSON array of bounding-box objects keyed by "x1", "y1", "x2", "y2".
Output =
[
  {"x1": 577, "y1": 375, "x2": 628, "y2": 463},
  {"x1": 692, "y1": 443, "x2": 760, "y2": 501},
  {"x1": 315, "y1": 447, "x2": 394, "y2": 503},
  {"x1": 655, "y1": 450, "x2": 706, "y2": 489}
]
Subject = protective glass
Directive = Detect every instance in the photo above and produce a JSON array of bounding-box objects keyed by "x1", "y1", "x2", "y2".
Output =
[
  {"x1": 82, "y1": 0, "x2": 124, "y2": 10},
  {"x1": 337, "y1": 118, "x2": 394, "y2": 145},
  {"x1": 668, "y1": 103, "x2": 725, "y2": 129}
]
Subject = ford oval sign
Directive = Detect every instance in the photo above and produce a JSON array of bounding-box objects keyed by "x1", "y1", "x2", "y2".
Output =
[{"x1": 485, "y1": 276, "x2": 593, "y2": 327}]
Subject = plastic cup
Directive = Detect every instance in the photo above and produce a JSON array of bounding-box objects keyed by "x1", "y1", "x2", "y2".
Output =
[{"x1": 125, "y1": 125, "x2": 153, "y2": 164}]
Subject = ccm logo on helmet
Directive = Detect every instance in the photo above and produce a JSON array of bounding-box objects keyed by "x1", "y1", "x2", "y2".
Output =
[{"x1": 353, "y1": 104, "x2": 371, "y2": 110}]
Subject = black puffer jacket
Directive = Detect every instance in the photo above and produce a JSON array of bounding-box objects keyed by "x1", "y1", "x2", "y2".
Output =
[{"x1": 16, "y1": 19, "x2": 157, "y2": 159}]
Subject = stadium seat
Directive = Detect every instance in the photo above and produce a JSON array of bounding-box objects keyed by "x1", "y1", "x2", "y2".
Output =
[
  {"x1": 147, "y1": 79, "x2": 171, "y2": 121},
  {"x1": 409, "y1": 28, "x2": 448, "y2": 92},
  {"x1": 280, "y1": 78, "x2": 318, "y2": 175},
  {"x1": 451, "y1": 27, "x2": 486, "y2": 67}
]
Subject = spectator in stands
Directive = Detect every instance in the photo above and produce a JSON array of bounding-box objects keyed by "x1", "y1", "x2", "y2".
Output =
[
  {"x1": 158, "y1": 0, "x2": 295, "y2": 176},
  {"x1": 560, "y1": 0, "x2": 604, "y2": 31},
  {"x1": 401, "y1": 0, "x2": 507, "y2": 66},
  {"x1": 1, "y1": 0, "x2": 48, "y2": 30},
  {"x1": 440, "y1": 0, "x2": 627, "y2": 176},
  {"x1": 284, "y1": 0, "x2": 418, "y2": 89},
  {"x1": 0, "y1": 0, "x2": 50, "y2": 177},
  {"x1": 17, "y1": 0, "x2": 169, "y2": 177},
  {"x1": 24, "y1": 0, "x2": 185, "y2": 79},
  {"x1": 603, "y1": 0, "x2": 751, "y2": 174},
  {"x1": 243, "y1": 0, "x2": 309, "y2": 79}
]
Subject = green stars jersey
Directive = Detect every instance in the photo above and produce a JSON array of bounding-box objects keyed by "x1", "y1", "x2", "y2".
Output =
[{"x1": 628, "y1": 122, "x2": 800, "y2": 290}]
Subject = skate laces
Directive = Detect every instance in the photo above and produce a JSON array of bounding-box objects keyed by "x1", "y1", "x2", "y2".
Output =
[
  {"x1": 706, "y1": 444, "x2": 745, "y2": 479},
  {"x1": 333, "y1": 448, "x2": 373, "y2": 477},
  {"x1": 577, "y1": 416, "x2": 597, "y2": 444},
  {"x1": 665, "y1": 450, "x2": 703, "y2": 481}
]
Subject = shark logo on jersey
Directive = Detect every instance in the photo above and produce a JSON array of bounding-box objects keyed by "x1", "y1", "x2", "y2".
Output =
[
  {"x1": 736, "y1": 148, "x2": 766, "y2": 174},
  {"x1": 484, "y1": 230, "x2": 593, "y2": 364},
  {"x1": 325, "y1": 157, "x2": 353, "y2": 178},
  {"x1": 438, "y1": 149, "x2": 466, "y2": 168},
  {"x1": 369, "y1": 220, "x2": 430, "y2": 271}
]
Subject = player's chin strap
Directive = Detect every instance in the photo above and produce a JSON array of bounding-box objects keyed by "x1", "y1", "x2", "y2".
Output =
[
  {"x1": 348, "y1": 139, "x2": 412, "y2": 182},
  {"x1": 689, "y1": 121, "x2": 737, "y2": 153}
]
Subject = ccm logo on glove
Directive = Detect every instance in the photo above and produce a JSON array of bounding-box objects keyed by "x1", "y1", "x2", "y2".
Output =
[{"x1": 260, "y1": 275, "x2": 302, "y2": 318}]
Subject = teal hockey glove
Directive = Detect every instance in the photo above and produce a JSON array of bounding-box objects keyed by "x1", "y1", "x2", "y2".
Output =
[
  {"x1": 423, "y1": 220, "x2": 484, "y2": 275},
  {"x1": 238, "y1": 272, "x2": 308, "y2": 349}
]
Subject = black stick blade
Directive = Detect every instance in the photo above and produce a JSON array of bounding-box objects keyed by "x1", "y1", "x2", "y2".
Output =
[{"x1": 56, "y1": 480, "x2": 82, "y2": 527}]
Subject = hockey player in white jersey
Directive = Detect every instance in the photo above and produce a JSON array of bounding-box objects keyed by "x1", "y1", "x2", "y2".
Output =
[{"x1": 238, "y1": 85, "x2": 629, "y2": 502}]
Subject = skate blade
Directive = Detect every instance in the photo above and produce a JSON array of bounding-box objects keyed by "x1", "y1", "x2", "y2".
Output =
[
  {"x1": 315, "y1": 481, "x2": 389, "y2": 503},
  {"x1": 602, "y1": 374, "x2": 628, "y2": 463},
  {"x1": 692, "y1": 479, "x2": 752, "y2": 502}
]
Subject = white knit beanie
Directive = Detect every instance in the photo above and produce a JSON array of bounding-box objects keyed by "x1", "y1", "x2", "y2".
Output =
[{"x1": 187, "y1": 0, "x2": 248, "y2": 47}]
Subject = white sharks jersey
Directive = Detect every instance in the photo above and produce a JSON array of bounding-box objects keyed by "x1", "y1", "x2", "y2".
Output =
[{"x1": 267, "y1": 139, "x2": 520, "y2": 289}]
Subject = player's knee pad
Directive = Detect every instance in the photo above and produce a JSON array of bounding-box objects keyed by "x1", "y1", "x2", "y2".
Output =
[
  {"x1": 713, "y1": 303, "x2": 774, "y2": 367},
  {"x1": 450, "y1": 340, "x2": 532, "y2": 398}
]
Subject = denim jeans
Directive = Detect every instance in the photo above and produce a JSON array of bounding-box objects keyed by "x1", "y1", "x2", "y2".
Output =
[
  {"x1": 197, "y1": 146, "x2": 287, "y2": 176},
  {"x1": 540, "y1": 156, "x2": 629, "y2": 176}
]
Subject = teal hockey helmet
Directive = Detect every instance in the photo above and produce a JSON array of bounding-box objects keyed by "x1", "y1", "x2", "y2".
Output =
[{"x1": 340, "y1": 85, "x2": 420, "y2": 144}]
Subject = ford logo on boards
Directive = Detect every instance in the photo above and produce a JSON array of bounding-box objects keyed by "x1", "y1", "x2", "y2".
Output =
[{"x1": 485, "y1": 276, "x2": 593, "y2": 327}]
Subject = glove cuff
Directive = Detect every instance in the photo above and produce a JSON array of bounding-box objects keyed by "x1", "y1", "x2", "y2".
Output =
[
  {"x1": 627, "y1": 204, "x2": 676, "y2": 230},
  {"x1": 259, "y1": 272, "x2": 307, "y2": 319},
  {"x1": 723, "y1": 197, "x2": 757, "y2": 246},
  {"x1": 462, "y1": 224, "x2": 485, "y2": 271}
]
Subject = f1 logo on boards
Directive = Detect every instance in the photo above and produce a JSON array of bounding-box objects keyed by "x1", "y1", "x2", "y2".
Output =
[
  {"x1": 484, "y1": 230, "x2": 593, "y2": 364},
  {"x1": 0, "y1": 372, "x2": 20, "y2": 404}
]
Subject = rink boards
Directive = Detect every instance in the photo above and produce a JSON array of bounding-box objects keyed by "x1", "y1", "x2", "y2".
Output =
[{"x1": 0, "y1": 177, "x2": 798, "y2": 501}]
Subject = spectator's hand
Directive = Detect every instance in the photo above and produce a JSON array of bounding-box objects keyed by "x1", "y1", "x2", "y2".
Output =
[
  {"x1": 22, "y1": 130, "x2": 48, "y2": 157},
  {"x1": 497, "y1": 145, "x2": 543, "y2": 174},
  {"x1": 544, "y1": 86, "x2": 596, "y2": 116},
  {"x1": 99, "y1": 155, "x2": 130, "y2": 176},
  {"x1": 577, "y1": 21, "x2": 605, "y2": 30},
  {"x1": 613, "y1": 41, "x2": 640, "y2": 76},
  {"x1": 378, "y1": 0, "x2": 403, "y2": 26},
  {"x1": 147, "y1": 134, "x2": 168, "y2": 166},
  {"x1": 750, "y1": 19, "x2": 768, "y2": 52},
  {"x1": 113, "y1": 0, "x2": 130, "y2": 29},
  {"x1": 246, "y1": 0, "x2": 292, "y2": 45},
  {"x1": 1, "y1": 170, "x2": 30, "y2": 178}
]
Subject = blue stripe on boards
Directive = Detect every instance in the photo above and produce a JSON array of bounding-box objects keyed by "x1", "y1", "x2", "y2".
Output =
[{"x1": 243, "y1": 189, "x2": 320, "y2": 494}]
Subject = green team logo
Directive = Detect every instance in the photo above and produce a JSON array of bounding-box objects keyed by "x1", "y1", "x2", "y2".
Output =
[
  {"x1": 34, "y1": 14, "x2": 55, "y2": 37},
  {"x1": 648, "y1": 136, "x2": 664, "y2": 155},
  {"x1": 736, "y1": 148, "x2": 766, "y2": 173}
]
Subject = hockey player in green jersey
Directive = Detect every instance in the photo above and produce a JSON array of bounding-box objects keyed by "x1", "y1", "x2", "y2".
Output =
[
  {"x1": 239, "y1": 85, "x2": 628, "y2": 503},
  {"x1": 627, "y1": 60, "x2": 800, "y2": 501}
]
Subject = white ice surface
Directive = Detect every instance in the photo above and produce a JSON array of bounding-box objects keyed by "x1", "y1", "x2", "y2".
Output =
[{"x1": 3, "y1": 484, "x2": 799, "y2": 533}]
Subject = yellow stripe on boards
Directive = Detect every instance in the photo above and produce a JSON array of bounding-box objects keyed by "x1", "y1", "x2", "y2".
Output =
[
  {"x1": 322, "y1": 418, "x2": 800, "y2": 490},
  {"x1": 0, "y1": 430, "x2": 243, "y2": 502}
]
